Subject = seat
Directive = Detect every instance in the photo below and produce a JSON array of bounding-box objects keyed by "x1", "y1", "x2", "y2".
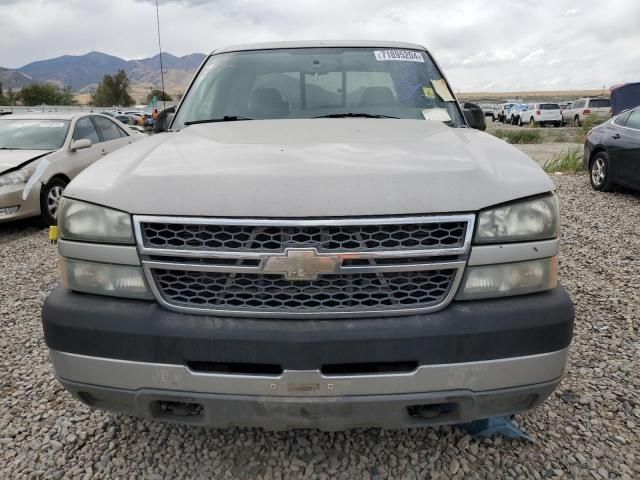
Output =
[
  {"x1": 249, "y1": 88, "x2": 289, "y2": 118},
  {"x1": 358, "y1": 86, "x2": 397, "y2": 107}
]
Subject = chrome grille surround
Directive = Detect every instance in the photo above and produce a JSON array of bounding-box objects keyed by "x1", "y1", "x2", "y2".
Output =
[{"x1": 134, "y1": 215, "x2": 475, "y2": 318}]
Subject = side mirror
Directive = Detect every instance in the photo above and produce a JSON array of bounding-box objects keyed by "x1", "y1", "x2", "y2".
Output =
[
  {"x1": 152, "y1": 106, "x2": 176, "y2": 133},
  {"x1": 70, "y1": 139, "x2": 92, "y2": 151},
  {"x1": 462, "y1": 102, "x2": 487, "y2": 131}
]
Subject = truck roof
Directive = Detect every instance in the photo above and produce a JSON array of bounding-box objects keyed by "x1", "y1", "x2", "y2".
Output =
[{"x1": 214, "y1": 40, "x2": 427, "y2": 55}]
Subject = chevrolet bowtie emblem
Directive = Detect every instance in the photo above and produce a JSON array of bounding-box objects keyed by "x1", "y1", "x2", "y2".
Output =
[{"x1": 263, "y1": 249, "x2": 339, "y2": 281}]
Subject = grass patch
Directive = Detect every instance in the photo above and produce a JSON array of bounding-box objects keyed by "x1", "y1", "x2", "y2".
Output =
[
  {"x1": 575, "y1": 114, "x2": 607, "y2": 143},
  {"x1": 543, "y1": 147, "x2": 585, "y2": 173},
  {"x1": 494, "y1": 129, "x2": 542, "y2": 144}
]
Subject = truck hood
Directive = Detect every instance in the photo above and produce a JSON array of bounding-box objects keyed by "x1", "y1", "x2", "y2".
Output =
[
  {"x1": 0, "y1": 149, "x2": 52, "y2": 173},
  {"x1": 65, "y1": 119, "x2": 554, "y2": 217}
]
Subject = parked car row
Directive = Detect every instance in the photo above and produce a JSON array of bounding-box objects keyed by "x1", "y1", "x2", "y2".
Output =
[
  {"x1": 486, "y1": 97, "x2": 612, "y2": 127},
  {"x1": 496, "y1": 102, "x2": 563, "y2": 127},
  {"x1": 101, "y1": 109, "x2": 156, "y2": 131}
]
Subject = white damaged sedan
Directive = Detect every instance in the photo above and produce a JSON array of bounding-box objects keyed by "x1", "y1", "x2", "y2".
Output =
[{"x1": 0, "y1": 113, "x2": 140, "y2": 225}]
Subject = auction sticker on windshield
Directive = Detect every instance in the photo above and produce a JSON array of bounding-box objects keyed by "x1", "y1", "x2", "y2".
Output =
[{"x1": 374, "y1": 50, "x2": 424, "y2": 62}]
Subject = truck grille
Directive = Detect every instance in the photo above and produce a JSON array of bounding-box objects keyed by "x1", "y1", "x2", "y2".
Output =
[
  {"x1": 152, "y1": 269, "x2": 457, "y2": 314},
  {"x1": 140, "y1": 221, "x2": 467, "y2": 252},
  {"x1": 134, "y1": 215, "x2": 474, "y2": 318}
]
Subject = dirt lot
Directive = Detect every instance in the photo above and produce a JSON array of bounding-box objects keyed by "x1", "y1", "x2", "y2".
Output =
[
  {"x1": 485, "y1": 121, "x2": 583, "y2": 167},
  {"x1": 1, "y1": 175, "x2": 639, "y2": 479}
]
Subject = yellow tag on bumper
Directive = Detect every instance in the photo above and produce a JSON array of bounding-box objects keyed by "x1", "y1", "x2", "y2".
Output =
[{"x1": 49, "y1": 226, "x2": 60, "y2": 242}]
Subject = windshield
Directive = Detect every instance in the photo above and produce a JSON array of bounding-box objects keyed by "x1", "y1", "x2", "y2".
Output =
[
  {"x1": 0, "y1": 119, "x2": 70, "y2": 150},
  {"x1": 589, "y1": 99, "x2": 610, "y2": 108},
  {"x1": 174, "y1": 47, "x2": 464, "y2": 127},
  {"x1": 540, "y1": 104, "x2": 560, "y2": 110}
]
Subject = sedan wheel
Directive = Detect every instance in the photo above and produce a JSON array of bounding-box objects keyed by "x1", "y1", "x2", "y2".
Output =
[
  {"x1": 40, "y1": 177, "x2": 68, "y2": 226},
  {"x1": 47, "y1": 186, "x2": 64, "y2": 216},
  {"x1": 589, "y1": 153, "x2": 614, "y2": 192}
]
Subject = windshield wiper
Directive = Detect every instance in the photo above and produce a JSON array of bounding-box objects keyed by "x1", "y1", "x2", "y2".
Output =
[
  {"x1": 0, "y1": 147, "x2": 25, "y2": 150},
  {"x1": 184, "y1": 115, "x2": 254, "y2": 125},
  {"x1": 313, "y1": 113, "x2": 399, "y2": 119}
]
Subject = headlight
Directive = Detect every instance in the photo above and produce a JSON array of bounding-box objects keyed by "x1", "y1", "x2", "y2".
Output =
[
  {"x1": 475, "y1": 195, "x2": 559, "y2": 243},
  {"x1": 0, "y1": 164, "x2": 36, "y2": 187},
  {"x1": 59, "y1": 198, "x2": 134, "y2": 244},
  {"x1": 456, "y1": 257, "x2": 557, "y2": 300},
  {"x1": 60, "y1": 258, "x2": 152, "y2": 299}
]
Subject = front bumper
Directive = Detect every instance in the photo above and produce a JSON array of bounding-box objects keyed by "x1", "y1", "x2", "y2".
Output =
[
  {"x1": 56, "y1": 374, "x2": 562, "y2": 430},
  {"x1": 42, "y1": 286, "x2": 574, "y2": 429},
  {"x1": 0, "y1": 183, "x2": 41, "y2": 223},
  {"x1": 583, "y1": 140, "x2": 595, "y2": 170}
]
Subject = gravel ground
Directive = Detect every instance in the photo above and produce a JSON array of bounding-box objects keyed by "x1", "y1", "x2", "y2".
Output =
[{"x1": 1, "y1": 175, "x2": 639, "y2": 480}]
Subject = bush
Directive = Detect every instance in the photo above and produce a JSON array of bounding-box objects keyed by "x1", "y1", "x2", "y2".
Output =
[
  {"x1": 543, "y1": 147, "x2": 584, "y2": 173},
  {"x1": 146, "y1": 89, "x2": 172, "y2": 103},
  {"x1": 494, "y1": 129, "x2": 542, "y2": 144},
  {"x1": 17, "y1": 84, "x2": 76, "y2": 106}
]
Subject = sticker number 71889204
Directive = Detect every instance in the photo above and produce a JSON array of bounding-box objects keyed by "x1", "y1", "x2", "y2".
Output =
[{"x1": 374, "y1": 50, "x2": 424, "y2": 62}]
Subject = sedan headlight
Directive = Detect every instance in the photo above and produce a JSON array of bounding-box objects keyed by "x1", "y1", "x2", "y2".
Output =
[
  {"x1": 61, "y1": 258, "x2": 152, "y2": 299},
  {"x1": 456, "y1": 257, "x2": 558, "y2": 300},
  {"x1": 0, "y1": 164, "x2": 36, "y2": 187},
  {"x1": 59, "y1": 198, "x2": 134, "y2": 244},
  {"x1": 475, "y1": 195, "x2": 559, "y2": 243}
]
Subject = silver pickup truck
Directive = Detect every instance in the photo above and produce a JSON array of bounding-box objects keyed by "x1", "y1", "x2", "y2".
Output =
[{"x1": 42, "y1": 41, "x2": 573, "y2": 430}]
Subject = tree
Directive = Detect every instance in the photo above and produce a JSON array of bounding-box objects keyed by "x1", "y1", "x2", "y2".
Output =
[
  {"x1": 57, "y1": 86, "x2": 76, "y2": 105},
  {"x1": 17, "y1": 83, "x2": 77, "y2": 106},
  {"x1": 146, "y1": 89, "x2": 172, "y2": 103},
  {"x1": 6, "y1": 87, "x2": 18, "y2": 106},
  {"x1": 91, "y1": 70, "x2": 134, "y2": 107},
  {"x1": 0, "y1": 81, "x2": 6, "y2": 105}
]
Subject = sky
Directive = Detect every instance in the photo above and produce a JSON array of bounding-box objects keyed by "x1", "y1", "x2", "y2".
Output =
[{"x1": 0, "y1": 0, "x2": 639, "y2": 92}]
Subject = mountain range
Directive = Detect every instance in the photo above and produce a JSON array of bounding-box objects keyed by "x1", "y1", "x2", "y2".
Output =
[{"x1": 0, "y1": 51, "x2": 207, "y2": 93}]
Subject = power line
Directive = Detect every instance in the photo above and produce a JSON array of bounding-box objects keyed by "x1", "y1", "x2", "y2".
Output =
[{"x1": 155, "y1": 0, "x2": 166, "y2": 112}]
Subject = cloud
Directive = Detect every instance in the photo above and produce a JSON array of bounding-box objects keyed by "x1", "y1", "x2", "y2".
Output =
[
  {"x1": 520, "y1": 49, "x2": 546, "y2": 65},
  {"x1": 1, "y1": 0, "x2": 639, "y2": 92}
]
